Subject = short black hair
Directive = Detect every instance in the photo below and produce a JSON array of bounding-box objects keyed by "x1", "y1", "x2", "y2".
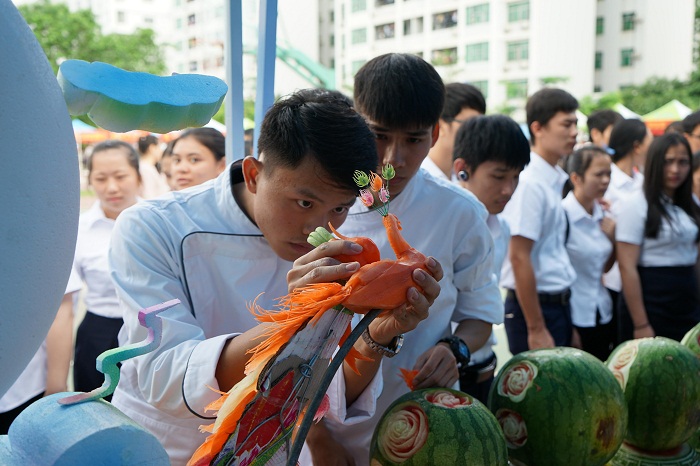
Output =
[
  {"x1": 682, "y1": 110, "x2": 700, "y2": 134},
  {"x1": 587, "y1": 109, "x2": 623, "y2": 141},
  {"x1": 526, "y1": 88, "x2": 578, "y2": 145},
  {"x1": 643, "y1": 133, "x2": 697, "y2": 238},
  {"x1": 354, "y1": 53, "x2": 445, "y2": 130},
  {"x1": 608, "y1": 118, "x2": 649, "y2": 163},
  {"x1": 442, "y1": 82, "x2": 486, "y2": 119},
  {"x1": 137, "y1": 135, "x2": 159, "y2": 155},
  {"x1": 257, "y1": 88, "x2": 377, "y2": 192},
  {"x1": 175, "y1": 127, "x2": 226, "y2": 161},
  {"x1": 664, "y1": 120, "x2": 685, "y2": 135},
  {"x1": 453, "y1": 115, "x2": 530, "y2": 172},
  {"x1": 88, "y1": 140, "x2": 141, "y2": 179}
]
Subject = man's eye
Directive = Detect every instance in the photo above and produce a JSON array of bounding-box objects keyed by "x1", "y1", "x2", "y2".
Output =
[
  {"x1": 297, "y1": 200, "x2": 312, "y2": 208},
  {"x1": 333, "y1": 206, "x2": 348, "y2": 214}
]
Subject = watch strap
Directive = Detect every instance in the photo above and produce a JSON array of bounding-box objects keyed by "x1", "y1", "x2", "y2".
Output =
[{"x1": 362, "y1": 328, "x2": 404, "y2": 358}]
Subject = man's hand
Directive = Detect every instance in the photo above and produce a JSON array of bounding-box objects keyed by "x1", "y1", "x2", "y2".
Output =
[
  {"x1": 411, "y1": 343, "x2": 459, "y2": 389},
  {"x1": 527, "y1": 326, "x2": 555, "y2": 350}
]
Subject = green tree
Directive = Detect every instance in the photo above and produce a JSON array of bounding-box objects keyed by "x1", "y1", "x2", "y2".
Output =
[{"x1": 19, "y1": 0, "x2": 165, "y2": 75}]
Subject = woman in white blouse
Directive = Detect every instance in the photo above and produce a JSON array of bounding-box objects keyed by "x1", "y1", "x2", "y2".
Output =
[
  {"x1": 562, "y1": 146, "x2": 616, "y2": 360},
  {"x1": 71, "y1": 140, "x2": 141, "y2": 397},
  {"x1": 616, "y1": 133, "x2": 700, "y2": 341}
]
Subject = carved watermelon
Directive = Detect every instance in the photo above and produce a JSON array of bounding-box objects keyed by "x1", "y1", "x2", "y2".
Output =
[
  {"x1": 370, "y1": 388, "x2": 508, "y2": 465},
  {"x1": 606, "y1": 337, "x2": 700, "y2": 452},
  {"x1": 488, "y1": 347, "x2": 627, "y2": 466}
]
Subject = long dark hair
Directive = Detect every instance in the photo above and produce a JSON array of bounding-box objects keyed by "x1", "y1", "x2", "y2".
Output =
[
  {"x1": 562, "y1": 145, "x2": 610, "y2": 197},
  {"x1": 643, "y1": 133, "x2": 698, "y2": 239},
  {"x1": 608, "y1": 119, "x2": 648, "y2": 163}
]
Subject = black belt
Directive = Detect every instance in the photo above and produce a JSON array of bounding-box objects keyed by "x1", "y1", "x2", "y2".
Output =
[
  {"x1": 460, "y1": 352, "x2": 497, "y2": 385},
  {"x1": 506, "y1": 289, "x2": 571, "y2": 306}
]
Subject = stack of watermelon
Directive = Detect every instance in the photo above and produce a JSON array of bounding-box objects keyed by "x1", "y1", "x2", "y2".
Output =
[
  {"x1": 487, "y1": 347, "x2": 627, "y2": 466},
  {"x1": 369, "y1": 388, "x2": 508, "y2": 465},
  {"x1": 607, "y1": 337, "x2": 700, "y2": 465}
]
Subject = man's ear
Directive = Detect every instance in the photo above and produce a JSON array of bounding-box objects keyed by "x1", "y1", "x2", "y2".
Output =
[
  {"x1": 530, "y1": 120, "x2": 542, "y2": 139},
  {"x1": 242, "y1": 155, "x2": 263, "y2": 194},
  {"x1": 453, "y1": 158, "x2": 467, "y2": 175},
  {"x1": 431, "y1": 123, "x2": 440, "y2": 148}
]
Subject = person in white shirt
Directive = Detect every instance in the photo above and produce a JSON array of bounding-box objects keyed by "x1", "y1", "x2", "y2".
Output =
[
  {"x1": 71, "y1": 140, "x2": 143, "y2": 397},
  {"x1": 109, "y1": 90, "x2": 441, "y2": 466},
  {"x1": 586, "y1": 109, "x2": 622, "y2": 153},
  {"x1": 421, "y1": 82, "x2": 485, "y2": 181},
  {"x1": 300, "y1": 53, "x2": 502, "y2": 466},
  {"x1": 562, "y1": 146, "x2": 617, "y2": 360},
  {"x1": 0, "y1": 276, "x2": 79, "y2": 433},
  {"x1": 616, "y1": 132, "x2": 700, "y2": 342},
  {"x1": 137, "y1": 135, "x2": 170, "y2": 199},
  {"x1": 682, "y1": 110, "x2": 700, "y2": 155},
  {"x1": 603, "y1": 118, "x2": 653, "y2": 342},
  {"x1": 500, "y1": 88, "x2": 578, "y2": 354},
  {"x1": 692, "y1": 152, "x2": 700, "y2": 207},
  {"x1": 170, "y1": 127, "x2": 226, "y2": 191},
  {"x1": 452, "y1": 114, "x2": 530, "y2": 402}
]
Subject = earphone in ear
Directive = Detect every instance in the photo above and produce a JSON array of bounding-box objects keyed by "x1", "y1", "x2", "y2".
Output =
[{"x1": 458, "y1": 170, "x2": 469, "y2": 181}]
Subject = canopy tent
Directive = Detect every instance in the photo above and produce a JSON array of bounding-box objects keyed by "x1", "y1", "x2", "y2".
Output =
[
  {"x1": 642, "y1": 100, "x2": 692, "y2": 135},
  {"x1": 612, "y1": 103, "x2": 641, "y2": 119}
]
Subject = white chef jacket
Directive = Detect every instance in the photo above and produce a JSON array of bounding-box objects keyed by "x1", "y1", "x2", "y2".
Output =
[
  {"x1": 109, "y1": 165, "x2": 381, "y2": 466},
  {"x1": 319, "y1": 168, "x2": 502, "y2": 466},
  {"x1": 562, "y1": 192, "x2": 613, "y2": 327}
]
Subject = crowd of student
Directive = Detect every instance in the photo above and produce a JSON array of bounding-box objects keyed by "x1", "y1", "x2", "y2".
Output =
[{"x1": 2, "y1": 52, "x2": 700, "y2": 466}]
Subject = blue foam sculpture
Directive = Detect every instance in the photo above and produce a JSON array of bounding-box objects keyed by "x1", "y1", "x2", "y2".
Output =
[
  {"x1": 58, "y1": 60, "x2": 228, "y2": 133},
  {"x1": 0, "y1": 393, "x2": 169, "y2": 465}
]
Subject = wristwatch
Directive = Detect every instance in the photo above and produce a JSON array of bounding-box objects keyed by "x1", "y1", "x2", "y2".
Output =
[
  {"x1": 438, "y1": 336, "x2": 471, "y2": 372},
  {"x1": 362, "y1": 328, "x2": 404, "y2": 358}
]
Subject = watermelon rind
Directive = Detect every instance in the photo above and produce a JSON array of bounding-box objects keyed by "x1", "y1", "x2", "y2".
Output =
[
  {"x1": 610, "y1": 442, "x2": 700, "y2": 465},
  {"x1": 370, "y1": 388, "x2": 508, "y2": 465},
  {"x1": 607, "y1": 337, "x2": 700, "y2": 452},
  {"x1": 489, "y1": 347, "x2": 628, "y2": 466}
]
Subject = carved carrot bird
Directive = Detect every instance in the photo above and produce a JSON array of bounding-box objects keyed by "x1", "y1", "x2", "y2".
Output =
[{"x1": 188, "y1": 164, "x2": 429, "y2": 466}]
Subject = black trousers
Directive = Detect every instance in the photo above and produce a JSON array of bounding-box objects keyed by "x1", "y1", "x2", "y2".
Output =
[
  {"x1": 575, "y1": 317, "x2": 616, "y2": 362},
  {"x1": 504, "y1": 293, "x2": 572, "y2": 355},
  {"x1": 0, "y1": 392, "x2": 43, "y2": 435},
  {"x1": 74, "y1": 311, "x2": 123, "y2": 400},
  {"x1": 618, "y1": 266, "x2": 700, "y2": 342}
]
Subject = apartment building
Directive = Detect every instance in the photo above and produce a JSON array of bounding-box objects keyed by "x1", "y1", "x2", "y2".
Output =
[{"x1": 334, "y1": 0, "x2": 695, "y2": 111}]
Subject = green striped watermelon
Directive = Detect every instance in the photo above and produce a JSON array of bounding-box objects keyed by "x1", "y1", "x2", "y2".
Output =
[
  {"x1": 682, "y1": 323, "x2": 700, "y2": 452},
  {"x1": 488, "y1": 347, "x2": 627, "y2": 466},
  {"x1": 606, "y1": 337, "x2": 700, "y2": 452},
  {"x1": 369, "y1": 388, "x2": 508, "y2": 465}
]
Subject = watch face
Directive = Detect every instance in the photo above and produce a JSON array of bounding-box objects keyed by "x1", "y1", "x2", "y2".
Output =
[{"x1": 457, "y1": 342, "x2": 470, "y2": 360}]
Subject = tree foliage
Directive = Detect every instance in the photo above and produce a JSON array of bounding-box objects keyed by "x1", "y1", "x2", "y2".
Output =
[{"x1": 18, "y1": 0, "x2": 165, "y2": 75}]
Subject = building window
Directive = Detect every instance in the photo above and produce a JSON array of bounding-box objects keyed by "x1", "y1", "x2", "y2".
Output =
[
  {"x1": 466, "y1": 3, "x2": 489, "y2": 25},
  {"x1": 189, "y1": 61, "x2": 198, "y2": 72},
  {"x1": 620, "y1": 48, "x2": 634, "y2": 67},
  {"x1": 596, "y1": 16, "x2": 604, "y2": 35},
  {"x1": 508, "y1": 1, "x2": 529, "y2": 22},
  {"x1": 403, "y1": 17, "x2": 423, "y2": 35},
  {"x1": 622, "y1": 12, "x2": 635, "y2": 31},
  {"x1": 351, "y1": 28, "x2": 366, "y2": 44},
  {"x1": 465, "y1": 42, "x2": 489, "y2": 62},
  {"x1": 351, "y1": 60, "x2": 366, "y2": 74},
  {"x1": 595, "y1": 51, "x2": 603, "y2": 69},
  {"x1": 188, "y1": 14, "x2": 195, "y2": 25},
  {"x1": 507, "y1": 40, "x2": 529, "y2": 61},
  {"x1": 330, "y1": 34, "x2": 335, "y2": 46},
  {"x1": 471, "y1": 80, "x2": 488, "y2": 98},
  {"x1": 176, "y1": 18, "x2": 182, "y2": 29},
  {"x1": 375, "y1": 23, "x2": 395, "y2": 40},
  {"x1": 433, "y1": 10, "x2": 458, "y2": 30},
  {"x1": 117, "y1": 11, "x2": 125, "y2": 22},
  {"x1": 188, "y1": 37, "x2": 197, "y2": 49},
  {"x1": 329, "y1": 11, "x2": 334, "y2": 22},
  {"x1": 376, "y1": 0, "x2": 395, "y2": 6},
  {"x1": 431, "y1": 47, "x2": 458, "y2": 66},
  {"x1": 144, "y1": 17, "x2": 153, "y2": 24},
  {"x1": 351, "y1": 0, "x2": 366, "y2": 12},
  {"x1": 506, "y1": 80, "x2": 528, "y2": 99},
  {"x1": 594, "y1": 85, "x2": 602, "y2": 93}
]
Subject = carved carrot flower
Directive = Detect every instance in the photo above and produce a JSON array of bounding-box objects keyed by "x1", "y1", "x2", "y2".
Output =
[
  {"x1": 359, "y1": 189, "x2": 374, "y2": 207},
  {"x1": 353, "y1": 170, "x2": 370, "y2": 188},
  {"x1": 379, "y1": 187, "x2": 390, "y2": 204},
  {"x1": 370, "y1": 172, "x2": 383, "y2": 192},
  {"x1": 353, "y1": 164, "x2": 394, "y2": 217}
]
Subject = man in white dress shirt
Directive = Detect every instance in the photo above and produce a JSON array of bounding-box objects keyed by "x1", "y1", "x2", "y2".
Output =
[
  {"x1": 500, "y1": 88, "x2": 578, "y2": 354},
  {"x1": 421, "y1": 82, "x2": 485, "y2": 181}
]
